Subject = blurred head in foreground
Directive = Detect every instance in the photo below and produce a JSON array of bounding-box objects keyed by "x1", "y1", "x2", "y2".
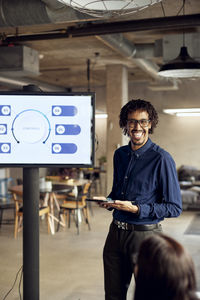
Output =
[{"x1": 134, "y1": 233, "x2": 198, "y2": 300}]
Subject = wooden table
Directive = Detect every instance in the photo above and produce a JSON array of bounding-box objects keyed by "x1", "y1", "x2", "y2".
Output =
[
  {"x1": 9, "y1": 184, "x2": 73, "y2": 234},
  {"x1": 46, "y1": 177, "x2": 89, "y2": 197},
  {"x1": 46, "y1": 178, "x2": 90, "y2": 224},
  {"x1": 9, "y1": 180, "x2": 89, "y2": 234}
]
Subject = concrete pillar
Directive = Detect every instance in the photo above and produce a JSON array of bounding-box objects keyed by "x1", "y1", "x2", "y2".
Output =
[{"x1": 106, "y1": 64, "x2": 128, "y2": 194}]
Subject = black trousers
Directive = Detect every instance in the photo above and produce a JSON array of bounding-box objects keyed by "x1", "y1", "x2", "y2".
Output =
[{"x1": 103, "y1": 221, "x2": 162, "y2": 300}]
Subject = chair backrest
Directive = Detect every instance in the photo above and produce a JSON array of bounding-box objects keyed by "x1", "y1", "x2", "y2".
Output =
[
  {"x1": 12, "y1": 192, "x2": 23, "y2": 214},
  {"x1": 81, "y1": 181, "x2": 92, "y2": 205}
]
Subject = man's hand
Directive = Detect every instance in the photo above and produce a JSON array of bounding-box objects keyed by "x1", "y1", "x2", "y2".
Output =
[{"x1": 99, "y1": 200, "x2": 139, "y2": 214}]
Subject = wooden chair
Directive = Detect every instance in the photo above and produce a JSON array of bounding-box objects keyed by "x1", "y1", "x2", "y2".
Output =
[
  {"x1": 0, "y1": 178, "x2": 17, "y2": 227},
  {"x1": 0, "y1": 177, "x2": 14, "y2": 200},
  {"x1": 57, "y1": 181, "x2": 91, "y2": 234},
  {"x1": 12, "y1": 192, "x2": 50, "y2": 238},
  {"x1": 0, "y1": 198, "x2": 15, "y2": 227}
]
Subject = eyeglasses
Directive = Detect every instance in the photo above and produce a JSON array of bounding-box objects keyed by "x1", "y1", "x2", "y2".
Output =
[{"x1": 127, "y1": 119, "x2": 150, "y2": 128}]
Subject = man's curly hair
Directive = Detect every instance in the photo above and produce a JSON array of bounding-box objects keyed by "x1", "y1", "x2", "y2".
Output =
[{"x1": 119, "y1": 99, "x2": 158, "y2": 135}]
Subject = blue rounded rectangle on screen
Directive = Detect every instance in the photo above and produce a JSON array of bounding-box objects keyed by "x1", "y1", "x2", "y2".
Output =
[
  {"x1": 0, "y1": 124, "x2": 7, "y2": 135},
  {"x1": 55, "y1": 124, "x2": 81, "y2": 135},
  {"x1": 52, "y1": 143, "x2": 77, "y2": 154},
  {"x1": 52, "y1": 105, "x2": 77, "y2": 116},
  {"x1": 0, "y1": 105, "x2": 11, "y2": 116},
  {"x1": 0, "y1": 143, "x2": 11, "y2": 153}
]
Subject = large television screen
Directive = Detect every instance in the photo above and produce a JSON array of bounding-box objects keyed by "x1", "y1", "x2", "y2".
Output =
[{"x1": 0, "y1": 92, "x2": 95, "y2": 167}]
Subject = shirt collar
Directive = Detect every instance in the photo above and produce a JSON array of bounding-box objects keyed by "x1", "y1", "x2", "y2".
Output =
[{"x1": 128, "y1": 138, "x2": 153, "y2": 157}]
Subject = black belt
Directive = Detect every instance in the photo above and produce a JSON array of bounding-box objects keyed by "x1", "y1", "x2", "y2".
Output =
[{"x1": 113, "y1": 219, "x2": 160, "y2": 231}]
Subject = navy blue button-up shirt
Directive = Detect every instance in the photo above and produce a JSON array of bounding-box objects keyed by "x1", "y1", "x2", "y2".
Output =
[{"x1": 108, "y1": 138, "x2": 182, "y2": 225}]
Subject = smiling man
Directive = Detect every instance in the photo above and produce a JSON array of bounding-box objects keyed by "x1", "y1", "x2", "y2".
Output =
[{"x1": 99, "y1": 99, "x2": 182, "y2": 300}]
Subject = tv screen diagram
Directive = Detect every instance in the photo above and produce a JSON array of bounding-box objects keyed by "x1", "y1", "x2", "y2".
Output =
[{"x1": 0, "y1": 92, "x2": 95, "y2": 167}]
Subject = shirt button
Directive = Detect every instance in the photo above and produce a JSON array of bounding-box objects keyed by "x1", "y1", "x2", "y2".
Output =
[
  {"x1": 121, "y1": 192, "x2": 124, "y2": 195},
  {"x1": 125, "y1": 176, "x2": 128, "y2": 179}
]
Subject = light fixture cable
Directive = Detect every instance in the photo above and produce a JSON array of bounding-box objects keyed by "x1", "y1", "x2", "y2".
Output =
[
  {"x1": 160, "y1": 1, "x2": 165, "y2": 17},
  {"x1": 182, "y1": 0, "x2": 185, "y2": 47},
  {"x1": 87, "y1": 58, "x2": 91, "y2": 92}
]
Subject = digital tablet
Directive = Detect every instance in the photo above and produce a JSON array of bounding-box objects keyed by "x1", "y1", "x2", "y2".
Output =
[{"x1": 86, "y1": 198, "x2": 115, "y2": 203}]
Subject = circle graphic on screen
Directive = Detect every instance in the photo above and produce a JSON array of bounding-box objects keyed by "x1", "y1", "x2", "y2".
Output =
[
  {"x1": 12, "y1": 110, "x2": 51, "y2": 144},
  {"x1": 56, "y1": 125, "x2": 65, "y2": 134},
  {"x1": 52, "y1": 144, "x2": 62, "y2": 153},
  {"x1": 1, "y1": 143, "x2": 10, "y2": 152},
  {"x1": 0, "y1": 125, "x2": 6, "y2": 134},
  {"x1": 53, "y1": 106, "x2": 62, "y2": 116},
  {"x1": 1, "y1": 106, "x2": 11, "y2": 115}
]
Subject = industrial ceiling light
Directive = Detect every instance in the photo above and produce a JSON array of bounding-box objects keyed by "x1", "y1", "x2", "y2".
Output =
[
  {"x1": 95, "y1": 109, "x2": 108, "y2": 118},
  {"x1": 163, "y1": 108, "x2": 200, "y2": 117},
  {"x1": 57, "y1": 0, "x2": 163, "y2": 18},
  {"x1": 95, "y1": 113, "x2": 108, "y2": 118},
  {"x1": 158, "y1": 0, "x2": 200, "y2": 78},
  {"x1": 158, "y1": 46, "x2": 200, "y2": 78}
]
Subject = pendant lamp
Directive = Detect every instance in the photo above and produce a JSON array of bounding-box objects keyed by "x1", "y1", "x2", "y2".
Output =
[
  {"x1": 158, "y1": 0, "x2": 200, "y2": 78},
  {"x1": 158, "y1": 46, "x2": 200, "y2": 78},
  {"x1": 57, "y1": 0, "x2": 163, "y2": 18}
]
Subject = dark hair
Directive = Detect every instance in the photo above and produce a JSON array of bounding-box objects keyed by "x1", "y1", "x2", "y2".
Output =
[
  {"x1": 134, "y1": 234, "x2": 198, "y2": 300},
  {"x1": 119, "y1": 99, "x2": 158, "y2": 135}
]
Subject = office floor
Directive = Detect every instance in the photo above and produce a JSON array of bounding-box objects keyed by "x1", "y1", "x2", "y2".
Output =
[{"x1": 0, "y1": 204, "x2": 200, "y2": 300}]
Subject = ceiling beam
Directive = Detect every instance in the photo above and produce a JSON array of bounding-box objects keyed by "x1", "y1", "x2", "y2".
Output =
[
  {"x1": 68, "y1": 14, "x2": 200, "y2": 37},
  {"x1": 3, "y1": 14, "x2": 200, "y2": 43}
]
